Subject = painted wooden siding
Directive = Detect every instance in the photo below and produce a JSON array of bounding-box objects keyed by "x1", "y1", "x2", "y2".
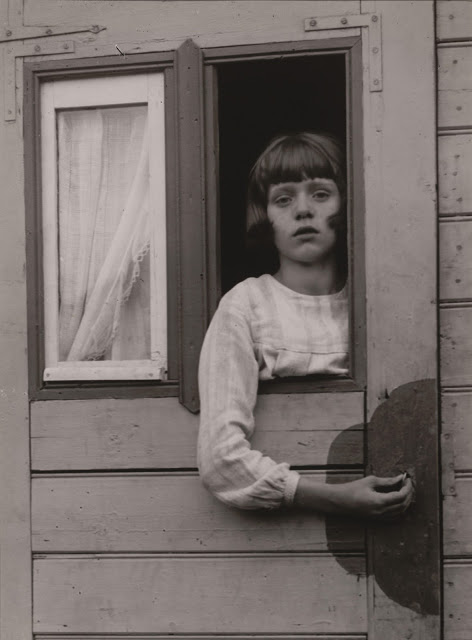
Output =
[
  {"x1": 33, "y1": 555, "x2": 367, "y2": 634},
  {"x1": 30, "y1": 393, "x2": 364, "y2": 470},
  {"x1": 32, "y1": 471, "x2": 364, "y2": 553},
  {"x1": 437, "y1": 1, "x2": 472, "y2": 637}
]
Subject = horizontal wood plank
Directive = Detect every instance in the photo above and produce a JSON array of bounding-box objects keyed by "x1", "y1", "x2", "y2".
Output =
[
  {"x1": 444, "y1": 476, "x2": 472, "y2": 556},
  {"x1": 438, "y1": 47, "x2": 472, "y2": 128},
  {"x1": 437, "y1": 1, "x2": 472, "y2": 42},
  {"x1": 438, "y1": 134, "x2": 472, "y2": 214},
  {"x1": 32, "y1": 471, "x2": 364, "y2": 553},
  {"x1": 440, "y1": 219, "x2": 472, "y2": 299},
  {"x1": 444, "y1": 562, "x2": 472, "y2": 639},
  {"x1": 24, "y1": 1, "x2": 360, "y2": 37},
  {"x1": 31, "y1": 393, "x2": 364, "y2": 470},
  {"x1": 33, "y1": 555, "x2": 367, "y2": 634},
  {"x1": 440, "y1": 307, "x2": 472, "y2": 386},
  {"x1": 35, "y1": 637, "x2": 367, "y2": 640},
  {"x1": 34, "y1": 637, "x2": 366, "y2": 640},
  {"x1": 441, "y1": 392, "x2": 472, "y2": 471}
]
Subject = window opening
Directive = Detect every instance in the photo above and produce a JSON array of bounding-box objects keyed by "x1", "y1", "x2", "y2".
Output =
[{"x1": 217, "y1": 54, "x2": 347, "y2": 293}]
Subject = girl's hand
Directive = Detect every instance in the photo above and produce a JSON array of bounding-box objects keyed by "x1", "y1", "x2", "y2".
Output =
[
  {"x1": 294, "y1": 473, "x2": 414, "y2": 519},
  {"x1": 328, "y1": 474, "x2": 414, "y2": 519}
]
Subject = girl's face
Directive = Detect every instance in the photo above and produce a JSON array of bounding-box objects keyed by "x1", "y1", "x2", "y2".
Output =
[{"x1": 266, "y1": 177, "x2": 342, "y2": 267}]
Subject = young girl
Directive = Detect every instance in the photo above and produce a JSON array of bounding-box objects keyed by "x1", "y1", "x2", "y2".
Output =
[{"x1": 198, "y1": 132, "x2": 413, "y2": 518}]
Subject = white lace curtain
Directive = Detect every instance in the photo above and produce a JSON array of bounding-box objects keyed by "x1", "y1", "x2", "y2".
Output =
[{"x1": 57, "y1": 105, "x2": 151, "y2": 362}]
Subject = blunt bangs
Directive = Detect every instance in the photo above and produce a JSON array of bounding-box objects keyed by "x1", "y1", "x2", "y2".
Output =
[{"x1": 247, "y1": 133, "x2": 346, "y2": 228}]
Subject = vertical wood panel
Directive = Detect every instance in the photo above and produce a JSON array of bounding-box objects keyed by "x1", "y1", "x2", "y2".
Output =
[
  {"x1": 363, "y1": 1, "x2": 439, "y2": 637},
  {"x1": 439, "y1": 134, "x2": 472, "y2": 214},
  {"x1": 0, "y1": 49, "x2": 32, "y2": 640}
]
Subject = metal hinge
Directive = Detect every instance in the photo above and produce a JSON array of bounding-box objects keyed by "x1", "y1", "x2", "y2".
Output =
[
  {"x1": 2, "y1": 25, "x2": 106, "y2": 121},
  {"x1": 304, "y1": 12, "x2": 382, "y2": 92},
  {"x1": 1, "y1": 25, "x2": 105, "y2": 44}
]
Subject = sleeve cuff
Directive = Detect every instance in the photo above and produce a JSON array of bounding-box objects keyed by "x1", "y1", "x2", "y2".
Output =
[{"x1": 282, "y1": 469, "x2": 301, "y2": 507}]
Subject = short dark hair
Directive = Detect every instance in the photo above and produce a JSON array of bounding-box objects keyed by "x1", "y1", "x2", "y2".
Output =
[{"x1": 245, "y1": 132, "x2": 347, "y2": 277}]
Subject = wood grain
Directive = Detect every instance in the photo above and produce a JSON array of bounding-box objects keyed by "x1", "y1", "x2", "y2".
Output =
[
  {"x1": 444, "y1": 476, "x2": 472, "y2": 556},
  {"x1": 35, "y1": 636, "x2": 367, "y2": 640},
  {"x1": 440, "y1": 219, "x2": 472, "y2": 300},
  {"x1": 31, "y1": 393, "x2": 364, "y2": 470},
  {"x1": 437, "y1": 0, "x2": 472, "y2": 42},
  {"x1": 441, "y1": 392, "x2": 472, "y2": 471},
  {"x1": 32, "y1": 472, "x2": 364, "y2": 553},
  {"x1": 438, "y1": 46, "x2": 472, "y2": 128},
  {"x1": 0, "y1": 50, "x2": 32, "y2": 640},
  {"x1": 440, "y1": 307, "x2": 472, "y2": 386},
  {"x1": 439, "y1": 134, "x2": 472, "y2": 215},
  {"x1": 444, "y1": 561, "x2": 472, "y2": 639},
  {"x1": 33, "y1": 554, "x2": 367, "y2": 634},
  {"x1": 361, "y1": 1, "x2": 440, "y2": 637}
]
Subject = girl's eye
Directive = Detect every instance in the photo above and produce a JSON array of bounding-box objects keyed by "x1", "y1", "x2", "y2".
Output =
[
  {"x1": 274, "y1": 195, "x2": 292, "y2": 206},
  {"x1": 312, "y1": 190, "x2": 330, "y2": 201}
]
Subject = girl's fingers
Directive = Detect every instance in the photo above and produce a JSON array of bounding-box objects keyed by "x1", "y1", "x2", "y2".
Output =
[
  {"x1": 378, "y1": 478, "x2": 413, "y2": 506},
  {"x1": 374, "y1": 474, "x2": 404, "y2": 488}
]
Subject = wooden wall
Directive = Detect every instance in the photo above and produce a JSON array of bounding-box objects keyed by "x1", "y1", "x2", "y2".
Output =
[{"x1": 437, "y1": 1, "x2": 472, "y2": 637}]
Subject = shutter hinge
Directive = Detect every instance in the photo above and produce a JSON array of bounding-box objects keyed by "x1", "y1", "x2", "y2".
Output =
[
  {"x1": 304, "y1": 12, "x2": 382, "y2": 92},
  {"x1": 2, "y1": 25, "x2": 106, "y2": 121}
]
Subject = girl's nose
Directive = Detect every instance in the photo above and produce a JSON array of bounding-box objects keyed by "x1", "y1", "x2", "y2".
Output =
[{"x1": 295, "y1": 192, "x2": 313, "y2": 220}]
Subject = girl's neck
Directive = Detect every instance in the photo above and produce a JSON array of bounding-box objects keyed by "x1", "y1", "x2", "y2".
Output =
[{"x1": 274, "y1": 257, "x2": 343, "y2": 296}]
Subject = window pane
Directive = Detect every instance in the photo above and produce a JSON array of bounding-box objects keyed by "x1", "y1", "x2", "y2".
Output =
[{"x1": 56, "y1": 105, "x2": 151, "y2": 362}]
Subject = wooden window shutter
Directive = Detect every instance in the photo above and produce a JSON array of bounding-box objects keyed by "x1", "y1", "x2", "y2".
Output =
[{"x1": 176, "y1": 39, "x2": 207, "y2": 413}]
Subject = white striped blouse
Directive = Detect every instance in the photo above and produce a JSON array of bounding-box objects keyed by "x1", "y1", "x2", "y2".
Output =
[{"x1": 197, "y1": 274, "x2": 349, "y2": 510}]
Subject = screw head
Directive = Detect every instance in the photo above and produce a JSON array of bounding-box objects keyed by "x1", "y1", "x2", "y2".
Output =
[
  {"x1": 6, "y1": 30, "x2": 12, "y2": 36},
  {"x1": 46, "y1": 28, "x2": 53, "y2": 35},
  {"x1": 373, "y1": 79, "x2": 379, "y2": 86},
  {"x1": 309, "y1": 19, "x2": 317, "y2": 27},
  {"x1": 34, "y1": 44, "x2": 41, "y2": 52},
  {"x1": 372, "y1": 46, "x2": 379, "y2": 54},
  {"x1": 372, "y1": 14, "x2": 378, "y2": 22},
  {"x1": 341, "y1": 17, "x2": 348, "y2": 25},
  {"x1": 63, "y1": 43, "x2": 69, "y2": 50}
]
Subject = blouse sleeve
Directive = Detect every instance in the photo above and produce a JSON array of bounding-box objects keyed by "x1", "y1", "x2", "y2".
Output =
[{"x1": 197, "y1": 284, "x2": 300, "y2": 510}]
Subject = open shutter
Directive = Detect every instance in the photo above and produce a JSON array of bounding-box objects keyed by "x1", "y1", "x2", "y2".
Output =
[{"x1": 176, "y1": 39, "x2": 207, "y2": 412}]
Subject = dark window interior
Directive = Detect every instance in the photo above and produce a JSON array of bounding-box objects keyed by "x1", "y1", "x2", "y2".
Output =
[{"x1": 217, "y1": 53, "x2": 346, "y2": 294}]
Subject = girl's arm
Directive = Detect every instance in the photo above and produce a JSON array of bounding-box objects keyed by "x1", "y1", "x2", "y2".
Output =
[
  {"x1": 294, "y1": 474, "x2": 414, "y2": 518},
  {"x1": 198, "y1": 284, "x2": 414, "y2": 517},
  {"x1": 197, "y1": 285, "x2": 300, "y2": 510}
]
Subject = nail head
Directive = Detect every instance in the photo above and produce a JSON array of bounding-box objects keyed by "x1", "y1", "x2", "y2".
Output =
[
  {"x1": 63, "y1": 43, "x2": 69, "y2": 50},
  {"x1": 372, "y1": 46, "x2": 379, "y2": 54},
  {"x1": 372, "y1": 14, "x2": 378, "y2": 22},
  {"x1": 34, "y1": 45, "x2": 41, "y2": 52},
  {"x1": 341, "y1": 17, "x2": 348, "y2": 25},
  {"x1": 6, "y1": 30, "x2": 12, "y2": 37},
  {"x1": 309, "y1": 19, "x2": 317, "y2": 27},
  {"x1": 373, "y1": 79, "x2": 379, "y2": 85},
  {"x1": 46, "y1": 28, "x2": 53, "y2": 35}
]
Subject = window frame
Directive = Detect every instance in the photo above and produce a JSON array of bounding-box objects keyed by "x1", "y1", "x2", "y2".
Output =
[
  {"x1": 24, "y1": 35, "x2": 365, "y2": 407},
  {"x1": 24, "y1": 52, "x2": 180, "y2": 401},
  {"x1": 202, "y1": 36, "x2": 366, "y2": 396}
]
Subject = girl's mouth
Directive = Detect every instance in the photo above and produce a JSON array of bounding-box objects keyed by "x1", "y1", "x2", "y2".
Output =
[{"x1": 293, "y1": 226, "x2": 319, "y2": 237}]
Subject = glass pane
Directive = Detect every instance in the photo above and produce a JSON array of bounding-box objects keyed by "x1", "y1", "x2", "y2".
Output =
[{"x1": 56, "y1": 105, "x2": 151, "y2": 362}]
